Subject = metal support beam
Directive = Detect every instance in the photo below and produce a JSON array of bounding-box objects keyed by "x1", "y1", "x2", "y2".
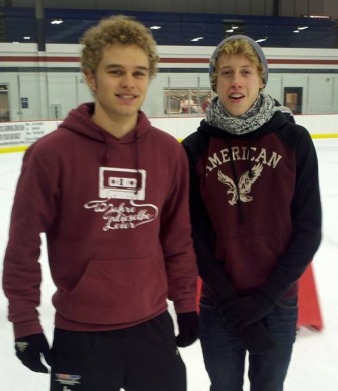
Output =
[{"x1": 35, "y1": 0, "x2": 45, "y2": 51}]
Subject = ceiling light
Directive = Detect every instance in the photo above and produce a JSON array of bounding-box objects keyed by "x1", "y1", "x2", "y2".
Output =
[
  {"x1": 51, "y1": 19, "x2": 63, "y2": 25},
  {"x1": 255, "y1": 38, "x2": 267, "y2": 43},
  {"x1": 293, "y1": 30, "x2": 300, "y2": 33},
  {"x1": 191, "y1": 37, "x2": 204, "y2": 42},
  {"x1": 297, "y1": 26, "x2": 308, "y2": 30},
  {"x1": 305, "y1": 15, "x2": 330, "y2": 19},
  {"x1": 226, "y1": 29, "x2": 234, "y2": 33},
  {"x1": 150, "y1": 26, "x2": 161, "y2": 30}
]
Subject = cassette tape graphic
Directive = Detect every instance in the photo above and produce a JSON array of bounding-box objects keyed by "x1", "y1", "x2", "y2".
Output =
[{"x1": 99, "y1": 167, "x2": 146, "y2": 200}]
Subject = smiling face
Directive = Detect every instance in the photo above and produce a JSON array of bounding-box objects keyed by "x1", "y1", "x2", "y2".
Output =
[
  {"x1": 215, "y1": 53, "x2": 264, "y2": 117},
  {"x1": 84, "y1": 43, "x2": 150, "y2": 126}
]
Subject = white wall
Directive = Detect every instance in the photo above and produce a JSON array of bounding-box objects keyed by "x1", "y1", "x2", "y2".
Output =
[
  {"x1": 0, "y1": 115, "x2": 337, "y2": 153},
  {"x1": 150, "y1": 115, "x2": 338, "y2": 140}
]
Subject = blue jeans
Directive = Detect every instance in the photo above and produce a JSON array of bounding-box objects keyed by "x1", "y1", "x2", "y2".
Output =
[{"x1": 199, "y1": 296, "x2": 298, "y2": 391}]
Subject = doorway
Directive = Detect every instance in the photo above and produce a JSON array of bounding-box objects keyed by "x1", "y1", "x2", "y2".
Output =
[
  {"x1": 0, "y1": 84, "x2": 10, "y2": 122},
  {"x1": 283, "y1": 87, "x2": 303, "y2": 115}
]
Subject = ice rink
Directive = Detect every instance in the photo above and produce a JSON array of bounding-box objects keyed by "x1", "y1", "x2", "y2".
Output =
[{"x1": 1, "y1": 138, "x2": 338, "y2": 390}]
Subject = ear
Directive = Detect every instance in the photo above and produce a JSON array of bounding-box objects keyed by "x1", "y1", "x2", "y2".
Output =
[{"x1": 83, "y1": 70, "x2": 97, "y2": 92}]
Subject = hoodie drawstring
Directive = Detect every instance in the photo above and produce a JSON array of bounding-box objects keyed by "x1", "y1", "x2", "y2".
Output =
[{"x1": 134, "y1": 129, "x2": 142, "y2": 195}]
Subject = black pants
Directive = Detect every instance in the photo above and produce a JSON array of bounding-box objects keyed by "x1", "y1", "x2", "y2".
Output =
[{"x1": 50, "y1": 311, "x2": 186, "y2": 391}]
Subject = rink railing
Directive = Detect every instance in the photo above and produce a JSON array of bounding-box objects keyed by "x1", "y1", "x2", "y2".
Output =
[{"x1": 1, "y1": 115, "x2": 338, "y2": 153}]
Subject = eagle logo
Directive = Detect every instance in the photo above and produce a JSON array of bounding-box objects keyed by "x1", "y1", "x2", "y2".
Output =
[{"x1": 217, "y1": 163, "x2": 263, "y2": 206}]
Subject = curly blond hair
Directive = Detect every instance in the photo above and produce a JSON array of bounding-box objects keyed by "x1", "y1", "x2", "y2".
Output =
[{"x1": 80, "y1": 15, "x2": 159, "y2": 78}]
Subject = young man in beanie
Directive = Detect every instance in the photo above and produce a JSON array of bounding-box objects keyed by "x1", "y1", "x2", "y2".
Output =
[
  {"x1": 182, "y1": 35, "x2": 322, "y2": 390},
  {"x1": 2, "y1": 15, "x2": 199, "y2": 391}
]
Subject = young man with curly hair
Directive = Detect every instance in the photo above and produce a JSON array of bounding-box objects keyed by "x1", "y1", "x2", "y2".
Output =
[{"x1": 3, "y1": 15, "x2": 198, "y2": 391}]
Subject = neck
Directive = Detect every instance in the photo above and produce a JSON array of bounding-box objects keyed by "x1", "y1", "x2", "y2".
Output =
[{"x1": 92, "y1": 107, "x2": 138, "y2": 139}]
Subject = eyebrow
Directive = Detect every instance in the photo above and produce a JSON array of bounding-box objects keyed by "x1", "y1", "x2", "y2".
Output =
[
  {"x1": 219, "y1": 64, "x2": 254, "y2": 70},
  {"x1": 105, "y1": 64, "x2": 149, "y2": 72}
]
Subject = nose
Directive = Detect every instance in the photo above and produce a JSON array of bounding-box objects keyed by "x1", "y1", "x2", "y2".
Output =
[
  {"x1": 231, "y1": 72, "x2": 243, "y2": 87},
  {"x1": 120, "y1": 73, "x2": 134, "y2": 88}
]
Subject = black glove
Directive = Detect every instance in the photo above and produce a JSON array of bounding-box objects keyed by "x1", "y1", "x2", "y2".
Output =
[
  {"x1": 15, "y1": 333, "x2": 52, "y2": 373},
  {"x1": 176, "y1": 312, "x2": 199, "y2": 347},
  {"x1": 238, "y1": 322, "x2": 276, "y2": 354},
  {"x1": 219, "y1": 292, "x2": 275, "y2": 330}
]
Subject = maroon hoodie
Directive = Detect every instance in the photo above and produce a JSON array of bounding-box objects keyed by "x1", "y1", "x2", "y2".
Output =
[{"x1": 3, "y1": 103, "x2": 198, "y2": 338}]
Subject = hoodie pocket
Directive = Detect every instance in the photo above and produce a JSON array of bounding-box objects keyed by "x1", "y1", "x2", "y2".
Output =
[{"x1": 53, "y1": 255, "x2": 168, "y2": 325}]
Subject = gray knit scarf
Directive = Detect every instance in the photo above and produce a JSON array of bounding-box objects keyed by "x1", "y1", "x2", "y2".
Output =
[{"x1": 205, "y1": 93, "x2": 275, "y2": 135}]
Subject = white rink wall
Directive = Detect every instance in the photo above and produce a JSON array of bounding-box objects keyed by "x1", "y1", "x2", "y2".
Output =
[
  {"x1": 150, "y1": 114, "x2": 338, "y2": 140},
  {"x1": 0, "y1": 114, "x2": 337, "y2": 153}
]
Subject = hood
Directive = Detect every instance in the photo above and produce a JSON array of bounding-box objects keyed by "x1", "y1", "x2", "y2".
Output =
[
  {"x1": 60, "y1": 102, "x2": 152, "y2": 145},
  {"x1": 59, "y1": 103, "x2": 151, "y2": 184}
]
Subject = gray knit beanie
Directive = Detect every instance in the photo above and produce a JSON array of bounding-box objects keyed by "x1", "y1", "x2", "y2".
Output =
[{"x1": 209, "y1": 34, "x2": 268, "y2": 91}]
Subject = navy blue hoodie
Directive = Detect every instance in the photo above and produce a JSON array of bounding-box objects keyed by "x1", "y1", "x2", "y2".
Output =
[{"x1": 182, "y1": 110, "x2": 321, "y2": 304}]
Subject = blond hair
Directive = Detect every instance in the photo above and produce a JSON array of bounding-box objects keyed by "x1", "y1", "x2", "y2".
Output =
[
  {"x1": 210, "y1": 39, "x2": 265, "y2": 91},
  {"x1": 80, "y1": 15, "x2": 159, "y2": 78}
]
